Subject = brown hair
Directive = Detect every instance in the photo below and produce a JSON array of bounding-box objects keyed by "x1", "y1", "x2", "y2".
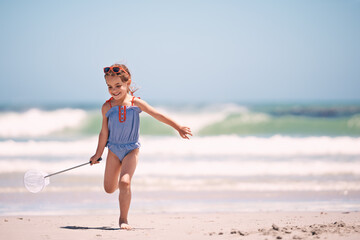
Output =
[{"x1": 104, "y1": 63, "x2": 138, "y2": 95}]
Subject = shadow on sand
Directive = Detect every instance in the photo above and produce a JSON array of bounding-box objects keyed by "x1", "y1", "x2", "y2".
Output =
[
  {"x1": 61, "y1": 226, "x2": 120, "y2": 231},
  {"x1": 61, "y1": 226, "x2": 154, "y2": 231}
]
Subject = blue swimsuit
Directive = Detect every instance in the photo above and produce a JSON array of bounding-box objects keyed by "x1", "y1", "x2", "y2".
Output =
[{"x1": 105, "y1": 97, "x2": 141, "y2": 162}]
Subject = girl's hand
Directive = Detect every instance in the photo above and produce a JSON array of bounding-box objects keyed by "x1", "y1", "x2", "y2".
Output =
[
  {"x1": 178, "y1": 126, "x2": 192, "y2": 139},
  {"x1": 90, "y1": 154, "x2": 101, "y2": 165}
]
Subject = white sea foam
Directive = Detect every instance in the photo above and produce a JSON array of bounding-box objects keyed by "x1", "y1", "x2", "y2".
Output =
[
  {"x1": 136, "y1": 159, "x2": 360, "y2": 177},
  {"x1": 132, "y1": 178, "x2": 360, "y2": 192},
  {"x1": 1, "y1": 135, "x2": 360, "y2": 158},
  {"x1": 1, "y1": 180, "x2": 359, "y2": 193},
  {"x1": 1, "y1": 155, "x2": 360, "y2": 177},
  {"x1": 141, "y1": 135, "x2": 360, "y2": 157},
  {"x1": 0, "y1": 158, "x2": 105, "y2": 175},
  {"x1": 0, "y1": 138, "x2": 99, "y2": 157},
  {"x1": 1, "y1": 135, "x2": 359, "y2": 194},
  {"x1": 0, "y1": 108, "x2": 87, "y2": 138}
]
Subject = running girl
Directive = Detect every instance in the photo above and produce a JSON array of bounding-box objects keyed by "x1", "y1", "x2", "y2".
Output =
[{"x1": 90, "y1": 63, "x2": 192, "y2": 230}]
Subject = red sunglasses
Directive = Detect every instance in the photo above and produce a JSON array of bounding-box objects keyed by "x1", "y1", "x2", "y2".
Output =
[{"x1": 103, "y1": 66, "x2": 130, "y2": 76}]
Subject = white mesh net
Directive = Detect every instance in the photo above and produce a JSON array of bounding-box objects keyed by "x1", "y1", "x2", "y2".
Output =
[{"x1": 23, "y1": 170, "x2": 50, "y2": 193}]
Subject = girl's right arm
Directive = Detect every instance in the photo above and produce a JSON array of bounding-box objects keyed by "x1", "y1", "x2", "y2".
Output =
[{"x1": 90, "y1": 103, "x2": 109, "y2": 165}]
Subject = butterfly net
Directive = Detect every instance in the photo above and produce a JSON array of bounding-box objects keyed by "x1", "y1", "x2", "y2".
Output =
[{"x1": 24, "y1": 170, "x2": 50, "y2": 193}]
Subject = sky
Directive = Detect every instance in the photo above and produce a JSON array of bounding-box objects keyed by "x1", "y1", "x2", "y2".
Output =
[{"x1": 0, "y1": 0, "x2": 359, "y2": 105}]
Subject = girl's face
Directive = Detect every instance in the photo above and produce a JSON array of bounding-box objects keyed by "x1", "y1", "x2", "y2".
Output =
[{"x1": 105, "y1": 75, "x2": 130, "y2": 100}]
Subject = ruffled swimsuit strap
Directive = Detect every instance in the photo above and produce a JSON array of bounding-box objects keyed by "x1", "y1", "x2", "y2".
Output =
[
  {"x1": 131, "y1": 96, "x2": 135, "y2": 106},
  {"x1": 131, "y1": 96, "x2": 141, "y2": 106},
  {"x1": 106, "y1": 97, "x2": 113, "y2": 108}
]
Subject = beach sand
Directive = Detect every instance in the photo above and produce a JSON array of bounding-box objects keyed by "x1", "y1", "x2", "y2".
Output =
[{"x1": 1, "y1": 212, "x2": 359, "y2": 240}]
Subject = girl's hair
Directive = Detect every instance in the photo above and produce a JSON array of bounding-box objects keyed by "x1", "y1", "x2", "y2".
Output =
[
  {"x1": 104, "y1": 63, "x2": 131, "y2": 82},
  {"x1": 105, "y1": 63, "x2": 138, "y2": 95}
]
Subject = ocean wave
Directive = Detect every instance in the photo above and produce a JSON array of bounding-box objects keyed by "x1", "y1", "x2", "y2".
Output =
[
  {"x1": 135, "y1": 159, "x2": 360, "y2": 177},
  {"x1": 199, "y1": 113, "x2": 360, "y2": 136},
  {"x1": 141, "y1": 135, "x2": 360, "y2": 157},
  {"x1": 1, "y1": 180, "x2": 359, "y2": 193},
  {"x1": 0, "y1": 138, "x2": 98, "y2": 157},
  {"x1": 1, "y1": 136, "x2": 360, "y2": 179},
  {"x1": 131, "y1": 178, "x2": 360, "y2": 192},
  {"x1": 2, "y1": 156, "x2": 360, "y2": 177},
  {"x1": 1, "y1": 135, "x2": 359, "y2": 194},
  {"x1": 2, "y1": 156, "x2": 359, "y2": 176},
  {"x1": 0, "y1": 108, "x2": 87, "y2": 138},
  {"x1": 1, "y1": 136, "x2": 360, "y2": 158},
  {"x1": 0, "y1": 104, "x2": 249, "y2": 138},
  {"x1": 1, "y1": 104, "x2": 360, "y2": 138},
  {"x1": 0, "y1": 158, "x2": 104, "y2": 175}
]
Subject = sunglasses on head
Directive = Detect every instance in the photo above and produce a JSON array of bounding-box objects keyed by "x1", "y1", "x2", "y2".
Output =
[{"x1": 103, "y1": 66, "x2": 129, "y2": 76}]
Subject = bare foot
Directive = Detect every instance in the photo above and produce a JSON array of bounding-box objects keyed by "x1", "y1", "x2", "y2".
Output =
[{"x1": 119, "y1": 218, "x2": 132, "y2": 230}]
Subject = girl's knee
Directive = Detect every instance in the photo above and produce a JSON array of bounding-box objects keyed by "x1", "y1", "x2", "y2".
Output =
[
  {"x1": 104, "y1": 183, "x2": 117, "y2": 194},
  {"x1": 119, "y1": 176, "x2": 131, "y2": 190}
]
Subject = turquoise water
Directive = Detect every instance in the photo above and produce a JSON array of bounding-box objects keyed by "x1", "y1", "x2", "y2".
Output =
[
  {"x1": 1, "y1": 102, "x2": 359, "y2": 139},
  {"x1": 66, "y1": 103, "x2": 360, "y2": 137}
]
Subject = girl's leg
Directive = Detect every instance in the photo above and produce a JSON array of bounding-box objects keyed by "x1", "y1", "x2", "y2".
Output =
[
  {"x1": 104, "y1": 149, "x2": 122, "y2": 194},
  {"x1": 118, "y1": 148, "x2": 139, "y2": 230}
]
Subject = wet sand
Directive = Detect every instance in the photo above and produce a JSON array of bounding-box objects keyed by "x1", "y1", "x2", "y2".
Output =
[{"x1": 1, "y1": 211, "x2": 360, "y2": 240}]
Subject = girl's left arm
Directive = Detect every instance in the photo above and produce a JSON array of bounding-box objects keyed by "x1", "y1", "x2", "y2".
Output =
[{"x1": 135, "y1": 98, "x2": 192, "y2": 139}]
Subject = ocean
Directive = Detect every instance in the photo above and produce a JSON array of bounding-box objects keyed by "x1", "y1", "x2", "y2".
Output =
[{"x1": 1, "y1": 102, "x2": 360, "y2": 215}]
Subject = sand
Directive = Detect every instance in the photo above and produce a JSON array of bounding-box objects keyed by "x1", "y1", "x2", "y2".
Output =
[{"x1": 1, "y1": 212, "x2": 360, "y2": 240}]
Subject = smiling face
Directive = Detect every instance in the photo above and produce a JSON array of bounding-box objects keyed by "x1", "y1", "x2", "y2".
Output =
[{"x1": 105, "y1": 75, "x2": 131, "y2": 100}]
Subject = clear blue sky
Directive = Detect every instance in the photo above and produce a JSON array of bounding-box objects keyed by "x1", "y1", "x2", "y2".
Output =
[{"x1": 0, "y1": 0, "x2": 359, "y2": 105}]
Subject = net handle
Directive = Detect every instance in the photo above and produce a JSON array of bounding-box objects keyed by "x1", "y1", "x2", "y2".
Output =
[{"x1": 44, "y1": 158, "x2": 102, "y2": 178}]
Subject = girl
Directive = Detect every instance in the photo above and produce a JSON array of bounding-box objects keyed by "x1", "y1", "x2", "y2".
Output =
[{"x1": 89, "y1": 63, "x2": 192, "y2": 230}]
